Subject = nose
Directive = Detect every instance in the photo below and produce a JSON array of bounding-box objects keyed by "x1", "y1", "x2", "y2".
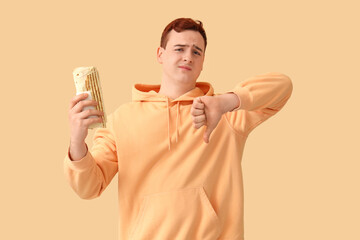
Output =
[{"x1": 183, "y1": 50, "x2": 193, "y2": 63}]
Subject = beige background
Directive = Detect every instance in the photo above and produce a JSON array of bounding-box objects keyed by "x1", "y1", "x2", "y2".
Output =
[{"x1": 1, "y1": 0, "x2": 359, "y2": 239}]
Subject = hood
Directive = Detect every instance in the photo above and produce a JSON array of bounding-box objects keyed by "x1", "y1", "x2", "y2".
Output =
[{"x1": 132, "y1": 82, "x2": 214, "y2": 150}]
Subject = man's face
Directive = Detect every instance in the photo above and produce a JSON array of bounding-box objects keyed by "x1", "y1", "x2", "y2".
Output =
[{"x1": 157, "y1": 29, "x2": 205, "y2": 85}]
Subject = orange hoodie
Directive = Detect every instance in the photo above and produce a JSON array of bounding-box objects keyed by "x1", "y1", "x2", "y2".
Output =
[{"x1": 64, "y1": 72, "x2": 293, "y2": 240}]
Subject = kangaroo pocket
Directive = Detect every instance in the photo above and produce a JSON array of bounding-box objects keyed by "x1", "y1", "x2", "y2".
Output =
[{"x1": 129, "y1": 186, "x2": 221, "y2": 240}]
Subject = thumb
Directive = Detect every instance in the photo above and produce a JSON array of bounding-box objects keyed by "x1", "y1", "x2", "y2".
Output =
[{"x1": 203, "y1": 125, "x2": 213, "y2": 143}]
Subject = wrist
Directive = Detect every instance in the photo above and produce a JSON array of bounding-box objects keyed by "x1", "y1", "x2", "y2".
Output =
[{"x1": 217, "y1": 93, "x2": 240, "y2": 114}]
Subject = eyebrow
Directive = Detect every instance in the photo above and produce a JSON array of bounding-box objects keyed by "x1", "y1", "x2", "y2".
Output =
[{"x1": 173, "y1": 44, "x2": 203, "y2": 53}]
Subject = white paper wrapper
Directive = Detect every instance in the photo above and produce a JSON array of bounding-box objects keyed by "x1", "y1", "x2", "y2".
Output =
[{"x1": 76, "y1": 91, "x2": 96, "y2": 119}]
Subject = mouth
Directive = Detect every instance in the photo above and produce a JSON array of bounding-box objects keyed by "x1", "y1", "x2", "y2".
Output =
[{"x1": 179, "y1": 66, "x2": 192, "y2": 71}]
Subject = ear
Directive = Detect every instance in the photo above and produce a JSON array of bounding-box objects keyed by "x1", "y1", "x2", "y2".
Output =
[{"x1": 156, "y1": 47, "x2": 165, "y2": 64}]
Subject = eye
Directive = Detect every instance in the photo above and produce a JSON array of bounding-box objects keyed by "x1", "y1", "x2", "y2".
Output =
[
  {"x1": 194, "y1": 51, "x2": 201, "y2": 56},
  {"x1": 175, "y1": 48, "x2": 183, "y2": 52}
]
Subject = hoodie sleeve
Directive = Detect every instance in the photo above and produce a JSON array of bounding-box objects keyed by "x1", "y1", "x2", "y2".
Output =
[
  {"x1": 63, "y1": 113, "x2": 118, "y2": 199},
  {"x1": 223, "y1": 72, "x2": 293, "y2": 136}
]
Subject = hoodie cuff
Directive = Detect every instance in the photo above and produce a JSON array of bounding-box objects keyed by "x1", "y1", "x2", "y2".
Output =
[
  {"x1": 225, "y1": 86, "x2": 252, "y2": 112},
  {"x1": 64, "y1": 143, "x2": 95, "y2": 171}
]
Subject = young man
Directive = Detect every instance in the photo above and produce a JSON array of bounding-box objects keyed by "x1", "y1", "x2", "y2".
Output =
[{"x1": 65, "y1": 18, "x2": 293, "y2": 240}]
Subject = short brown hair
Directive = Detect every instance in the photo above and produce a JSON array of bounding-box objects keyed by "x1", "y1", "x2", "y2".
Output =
[{"x1": 160, "y1": 18, "x2": 207, "y2": 51}]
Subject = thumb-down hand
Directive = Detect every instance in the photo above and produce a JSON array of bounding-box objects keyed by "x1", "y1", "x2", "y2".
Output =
[{"x1": 191, "y1": 96, "x2": 224, "y2": 143}]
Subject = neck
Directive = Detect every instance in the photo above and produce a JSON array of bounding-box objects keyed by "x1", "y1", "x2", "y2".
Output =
[{"x1": 158, "y1": 78, "x2": 196, "y2": 100}]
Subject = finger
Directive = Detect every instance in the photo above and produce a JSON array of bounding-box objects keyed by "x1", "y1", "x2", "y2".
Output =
[
  {"x1": 203, "y1": 134, "x2": 209, "y2": 143},
  {"x1": 191, "y1": 108, "x2": 204, "y2": 116},
  {"x1": 193, "y1": 97, "x2": 205, "y2": 109},
  {"x1": 192, "y1": 114, "x2": 206, "y2": 123},
  {"x1": 196, "y1": 97, "x2": 205, "y2": 107},
  {"x1": 69, "y1": 93, "x2": 89, "y2": 110},
  {"x1": 72, "y1": 100, "x2": 98, "y2": 114},
  {"x1": 193, "y1": 121, "x2": 204, "y2": 129},
  {"x1": 83, "y1": 116, "x2": 104, "y2": 127},
  {"x1": 203, "y1": 126, "x2": 214, "y2": 143},
  {"x1": 79, "y1": 109, "x2": 104, "y2": 119}
]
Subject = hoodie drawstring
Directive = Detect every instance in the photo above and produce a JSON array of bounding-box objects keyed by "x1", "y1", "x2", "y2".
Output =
[
  {"x1": 176, "y1": 102, "x2": 180, "y2": 143},
  {"x1": 166, "y1": 97, "x2": 171, "y2": 150},
  {"x1": 166, "y1": 97, "x2": 181, "y2": 151}
]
